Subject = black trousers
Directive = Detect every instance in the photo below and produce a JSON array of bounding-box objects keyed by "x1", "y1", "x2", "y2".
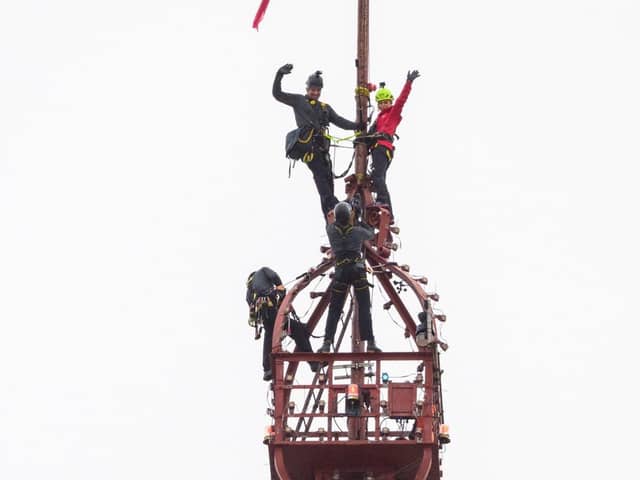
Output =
[
  {"x1": 261, "y1": 306, "x2": 313, "y2": 373},
  {"x1": 371, "y1": 145, "x2": 394, "y2": 216},
  {"x1": 305, "y1": 152, "x2": 338, "y2": 217},
  {"x1": 324, "y1": 262, "x2": 374, "y2": 343}
]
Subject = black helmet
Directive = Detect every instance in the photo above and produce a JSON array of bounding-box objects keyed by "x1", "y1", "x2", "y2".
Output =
[
  {"x1": 334, "y1": 201, "x2": 352, "y2": 226},
  {"x1": 306, "y1": 70, "x2": 323, "y2": 88}
]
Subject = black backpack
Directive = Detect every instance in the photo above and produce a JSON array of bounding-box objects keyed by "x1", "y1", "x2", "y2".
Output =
[{"x1": 285, "y1": 125, "x2": 316, "y2": 160}]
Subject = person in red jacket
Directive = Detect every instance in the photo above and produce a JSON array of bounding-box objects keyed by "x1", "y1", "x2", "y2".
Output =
[{"x1": 369, "y1": 70, "x2": 420, "y2": 220}]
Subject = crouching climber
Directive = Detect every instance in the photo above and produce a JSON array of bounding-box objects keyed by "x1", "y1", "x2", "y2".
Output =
[{"x1": 246, "y1": 267, "x2": 319, "y2": 381}]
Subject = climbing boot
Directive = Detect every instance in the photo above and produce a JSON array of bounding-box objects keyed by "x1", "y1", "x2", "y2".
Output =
[
  {"x1": 309, "y1": 361, "x2": 320, "y2": 373},
  {"x1": 317, "y1": 339, "x2": 332, "y2": 353},
  {"x1": 366, "y1": 340, "x2": 382, "y2": 353}
]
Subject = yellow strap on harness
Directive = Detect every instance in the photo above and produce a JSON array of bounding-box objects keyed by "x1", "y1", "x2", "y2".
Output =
[
  {"x1": 335, "y1": 257, "x2": 362, "y2": 267},
  {"x1": 298, "y1": 128, "x2": 314, "y2": 144},
  {"x1": 254, "y1": 295, "x2": 274, "y2": 312}
]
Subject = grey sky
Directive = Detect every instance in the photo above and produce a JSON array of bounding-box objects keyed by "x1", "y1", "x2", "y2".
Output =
[{"x1": 1, "y1": 1, "x2": 639, "y2": 478}]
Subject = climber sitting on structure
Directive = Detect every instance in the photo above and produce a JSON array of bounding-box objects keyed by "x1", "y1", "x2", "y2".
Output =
[
  {"x1": 246, "y1": 267, "x2": 319, "y2": 381},
  {"x1": 318, "y1": 202, "x2": 382, "y2": 353},
  {"x1": 273, "y1": 63, "x2": 362, "y2": 220},
  {"x1": 367, "y1": 69, "x2": 420, "y2": 220}
]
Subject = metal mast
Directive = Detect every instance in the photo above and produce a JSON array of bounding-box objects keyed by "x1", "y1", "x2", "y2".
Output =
[
  {"x1": 354, "y1": 0, "x2": 370, "y2": 181},
  {"x1": 348, "y1": 0, "x2": 370, "y2": 441}
]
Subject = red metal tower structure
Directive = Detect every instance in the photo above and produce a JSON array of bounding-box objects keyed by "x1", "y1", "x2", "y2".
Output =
[{"x1": 263, "y1": 2, "x2": 450, "y2": 478}]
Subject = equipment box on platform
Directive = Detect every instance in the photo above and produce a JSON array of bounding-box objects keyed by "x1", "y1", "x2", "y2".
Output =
[{"x1": 388, "y1": 382, "x2": 417, "y2": 418}]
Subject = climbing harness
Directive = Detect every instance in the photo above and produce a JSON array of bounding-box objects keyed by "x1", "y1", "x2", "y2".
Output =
[
  {"x1": 354, "y1": 118, "x2": 400, "y2": 148},
  {"x1": 287, "y1": 128, "x2": 357, "y2": 179},
  {"x1": 335, "y1": 256, "x2": 363, "y2": 267}
]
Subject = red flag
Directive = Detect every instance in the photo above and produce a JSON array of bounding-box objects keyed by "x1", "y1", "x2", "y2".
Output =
[{"x1": 252, "y1": 0, "x2": 271, "y2": 30}]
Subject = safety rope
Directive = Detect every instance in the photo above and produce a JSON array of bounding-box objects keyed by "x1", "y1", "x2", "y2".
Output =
[
  {"x1": 332, "y1": 150, "x2": 354, "y2": 179},
  {"x1": 288, "y1": 157, "x2": 295, "y2": 178},
  {"x1": 324, "y1": 132, "x2": 359, "y2": 144},
  {"x1": 323, "y1": 127, "x2": 371, "y2": 179},
  {"x1": 282, "y1": 270, "x2": 325, "y2": 288}
]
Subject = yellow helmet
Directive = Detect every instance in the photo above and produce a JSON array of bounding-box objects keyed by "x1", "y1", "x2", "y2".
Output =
[{"x1": 375, "y1": 82, "x2": 394, "y2": 103}]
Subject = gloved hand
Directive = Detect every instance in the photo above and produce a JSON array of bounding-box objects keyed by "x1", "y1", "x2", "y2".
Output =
[
  {"x1": 350, "y1": 193, "x2": 362, "y2": 213},
  {"x1": 278, "y1": 63, "x2": 294, "y2": 75},
  {"x1": 275, "y1": 285, "x2": 287, "y2": 302},
  {"x1": 407, "y1": 70, "x2": 420, "y2": 82}
]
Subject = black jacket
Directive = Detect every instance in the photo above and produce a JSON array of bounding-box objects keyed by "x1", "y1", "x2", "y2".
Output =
[
  {"x1": 273, "y1": 72, "x2": 359, "y2": 131},
  {"x1": 246, "y1": 267, "x2": 283, "y2": 306},
  {"x1": 326, "y1": 222, "x2": 374, "y2": 262}
]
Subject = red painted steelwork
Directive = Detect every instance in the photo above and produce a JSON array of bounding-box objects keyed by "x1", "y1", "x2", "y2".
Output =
[
  {"x1": 268, "y1": 345, "x2": 442, "y2": 478},
  {"x1": 265, "y1": 246, "x2": 448, "y2": 479}
]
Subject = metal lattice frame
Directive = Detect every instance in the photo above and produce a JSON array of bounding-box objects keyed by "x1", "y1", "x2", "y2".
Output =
[{"x1": 266, "y1": 244, "x2": 447, "y2": 479}]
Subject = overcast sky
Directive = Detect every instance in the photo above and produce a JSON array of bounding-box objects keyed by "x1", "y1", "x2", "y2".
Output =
[{"x1": 2, "y1": 1, "x2": 640, "y2": 479}]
